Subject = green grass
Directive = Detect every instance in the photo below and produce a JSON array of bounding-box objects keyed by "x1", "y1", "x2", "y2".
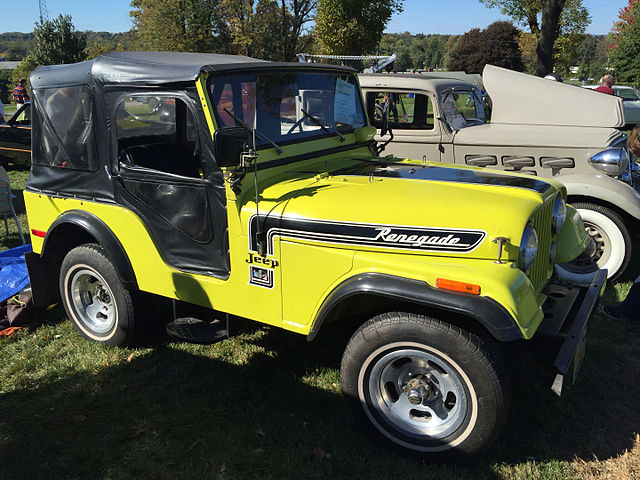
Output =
[
  {"x1": 4, "y1": 104, "x2": 16, "y2": 117},
  {"x1": 0, "y1": 171, "x2": 639, "y2": 479}
]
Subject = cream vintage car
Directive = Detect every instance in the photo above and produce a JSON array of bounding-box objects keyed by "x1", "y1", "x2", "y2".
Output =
[{"x1": 359, "y1": 65, "x2": 639, "y2": 280}]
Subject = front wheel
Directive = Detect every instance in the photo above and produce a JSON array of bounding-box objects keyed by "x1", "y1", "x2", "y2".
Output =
[
  {"x1": 59, "y1": 243, "x2": 137, "y2": 346},
  {"x1": 557, "y1": 203, "x2": 631, "y2": 282},
  {"x1": 340, "y1": 312, "x2": 508, "y2": 457}
]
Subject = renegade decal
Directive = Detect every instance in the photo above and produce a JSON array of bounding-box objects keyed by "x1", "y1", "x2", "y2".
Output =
[
  {"x1": 248, "y1": 215, "x2": 485, "y2": 255},
  {"x1": 249, "y1": 265, "x2": 274, "y2": 288}
]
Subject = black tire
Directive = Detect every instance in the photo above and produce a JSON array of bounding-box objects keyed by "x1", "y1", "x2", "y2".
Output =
[
  {"x1": 59, "y1": 243, "x2": 137, "y2": 346},
  {"x1": 557, "y1": 202, "x2": 631, "y2": 282},
  {"x1": 340, "y1": 312, "x2": 508, "y2": 458}
]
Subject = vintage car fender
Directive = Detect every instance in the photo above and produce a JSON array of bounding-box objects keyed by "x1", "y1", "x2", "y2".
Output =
[
  {"x1": 558, "y1": 173, "x2": 640, "y2": 220},
  {"x1": 307, "y1": 272, "x2": 523, "y2": 343}
]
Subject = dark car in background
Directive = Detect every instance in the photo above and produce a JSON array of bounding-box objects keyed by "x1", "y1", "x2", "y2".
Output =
[{"x1": 0, "y1": 102, "x2": 31, "y2": 168}]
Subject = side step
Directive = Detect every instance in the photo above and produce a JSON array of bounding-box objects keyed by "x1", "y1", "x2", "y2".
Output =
[{"x1": 166, "y1": 317, "x2": 229, "y2": 344}]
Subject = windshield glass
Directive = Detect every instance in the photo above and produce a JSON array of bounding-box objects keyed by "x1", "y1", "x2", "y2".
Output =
[
  {"x1": 207, "y1": 71, "x2": 366, "y2": 147},
  {"x1": 440, "y1": 90, "x2": 486, "y2": 131},
  {"x1": 616, "y1": 88, "x2": 640, "y2": 101}
]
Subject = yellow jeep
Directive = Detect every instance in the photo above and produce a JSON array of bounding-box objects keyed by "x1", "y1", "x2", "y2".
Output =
[{"x1": 24, "y1": 52, "x2": 604, "y2": 457}]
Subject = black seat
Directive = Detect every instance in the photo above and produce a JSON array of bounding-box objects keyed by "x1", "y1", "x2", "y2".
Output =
[{"x1": 121, "y1": 143, "x2": 200, "y2": 178}]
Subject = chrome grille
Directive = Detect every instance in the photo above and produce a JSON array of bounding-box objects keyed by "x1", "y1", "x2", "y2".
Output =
[{"x1": 528, "y1": 197, "x2": 554, "y2": 292}]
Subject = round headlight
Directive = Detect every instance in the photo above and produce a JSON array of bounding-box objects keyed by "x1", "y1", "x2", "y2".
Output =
[
  {"x1": 589, "y1": 147, "x2": 629, "y2": 177},
  {"x1": 519, "y1": 223, "x2": 539, "y2": 273},
  {"x1": 552, "y1": 196, "x2": 566, "y2": 234}
]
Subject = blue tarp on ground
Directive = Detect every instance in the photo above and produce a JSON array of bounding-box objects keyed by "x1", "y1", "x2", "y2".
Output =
[{"x1": 0, "y1": 244, "x2": 31, "y2": 303}]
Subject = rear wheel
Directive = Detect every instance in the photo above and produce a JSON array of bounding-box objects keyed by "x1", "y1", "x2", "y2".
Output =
[
  {"x1": 340, "y1": 312, "x2": 508, "y2": 457},
  {"x1": 59, "y1": 243, "x2": 137, "y2": 346},
  {"x1": 557, "y1": 203, "x2": 631, "y2": 282}
]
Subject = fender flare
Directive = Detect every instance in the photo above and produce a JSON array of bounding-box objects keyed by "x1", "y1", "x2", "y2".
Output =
[
  {"x1": 560, "y1": 173, "x2": 640, "y2": 220},
  {"x1": 42, "y1": 210, "x2": 137, "y2": 286},
  {"x1": 307, "y1": 273, "x2": 522, "y2": 342}
]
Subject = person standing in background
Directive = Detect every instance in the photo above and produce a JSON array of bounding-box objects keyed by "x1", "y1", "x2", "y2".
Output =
[
  {"x1": 13, "y1": 79, "x2": 29, "y2": 107},
  {"x1": 595, "y1": 74, "x2": 615, "y2": 95},
  {"x1": 12, "y1": 79, "x2": 30, "y2": 122}
]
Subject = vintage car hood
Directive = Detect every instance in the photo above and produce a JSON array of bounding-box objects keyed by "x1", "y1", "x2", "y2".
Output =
[
  {"x1": 483, "y1": 65, "x2": 625, "y2": 128},
  {"x1": 453, "y1": 123, "x2": 624, "y2": 149},
  {"x1": 259, "y1": 162, "x2": 557, "y2": 261}
]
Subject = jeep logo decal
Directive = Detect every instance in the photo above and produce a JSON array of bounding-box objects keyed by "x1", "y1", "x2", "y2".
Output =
[{"x1": 249, "y1": 215, "x2": 485, "y2": 255}]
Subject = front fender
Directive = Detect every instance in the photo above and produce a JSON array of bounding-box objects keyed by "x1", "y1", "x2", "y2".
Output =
[
  {"x1": 560, "y1": 173, "x2": 640, "y2": 220},
  {"x1": 307, "y1": 272, "x2": 522, "y2": 342}
]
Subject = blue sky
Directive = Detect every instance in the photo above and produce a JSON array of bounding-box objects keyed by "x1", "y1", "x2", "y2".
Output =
[{"x1": 0, "y1": 0, "x2": 628, "y2": 35}]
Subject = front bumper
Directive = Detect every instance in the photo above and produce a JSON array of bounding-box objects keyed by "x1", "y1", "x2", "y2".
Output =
[{"x1": 535, "y1": 268, "x2": 607, "y2": 396}]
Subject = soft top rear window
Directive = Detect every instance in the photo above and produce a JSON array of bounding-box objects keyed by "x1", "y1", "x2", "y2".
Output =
[{"x1": 32, "y1": 85, "x2": 97, "y2": 171}]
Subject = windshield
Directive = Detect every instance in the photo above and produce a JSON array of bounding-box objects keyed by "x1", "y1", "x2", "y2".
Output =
[
  {"x1": 616, "y1": 88, "x2": 640, "y2": 102},
  {"x1": 440, "y1": 90, "x2": 486, "y2": 131},
  {"x1": 207, "y1": 71, "x2": 366, "y2": 148}
]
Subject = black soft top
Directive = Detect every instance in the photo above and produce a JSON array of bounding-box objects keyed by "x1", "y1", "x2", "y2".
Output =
[{"x1": 30, "y1": 51, "x2": 356, "y2": 88}]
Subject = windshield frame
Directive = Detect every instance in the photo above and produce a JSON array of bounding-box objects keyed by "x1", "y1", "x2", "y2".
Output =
[{"x1": 205, "y1": 70, "x2": 367, "y2": 150}]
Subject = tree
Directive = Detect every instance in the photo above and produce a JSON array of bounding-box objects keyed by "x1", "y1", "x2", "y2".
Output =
[
  {"x1": 30, "y1": 14, "x2": 87, "y2": 66},
  {"x1": 130, "y1": 0, "x2": 229, "y2": 52},
  {"x1": 609, "y1": 0, "x2": 640, "y2": 84},
  {"x1": 448, "y1": 21, "x2": 523, "y2": 73},
  {"x1": 279, "y1": 0, "x2": 317, "y2": 61},
  {"x1": 423, "y1": 35, "x2": 447, "y2": 70},
  {"x1": 11, "y1": 14, "x2": 87, "y2": 92},
  {"x1": 479, "y1": 0, "x2": 590, "y2": 76},
  {"x1": 315, "y1": 0, "x2": 404, "y2": 55},
  {"x1": 446, "y1": 28, "x2": 485, "y2": 73}
]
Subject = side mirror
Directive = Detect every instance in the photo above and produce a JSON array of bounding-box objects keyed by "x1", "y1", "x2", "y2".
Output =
[
  {"x1": 354, "y1": 125, "x2": 376, "y2": 143},
  {"x1": 214, "y1": 126, "x2": 249, "y2": 167}
]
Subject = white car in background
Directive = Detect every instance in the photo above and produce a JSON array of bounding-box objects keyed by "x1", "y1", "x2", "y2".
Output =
[
  {"x1": 583, "y1": 84, "x2": 640, "y2": 127},
  {"x1": 359, "y1": 66, "x2": 639, "y2": 281}
]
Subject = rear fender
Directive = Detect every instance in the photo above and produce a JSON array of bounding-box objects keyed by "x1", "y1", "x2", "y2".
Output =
[{"x1": 30, "y1": 210, "x2": 137, "y2": 308}]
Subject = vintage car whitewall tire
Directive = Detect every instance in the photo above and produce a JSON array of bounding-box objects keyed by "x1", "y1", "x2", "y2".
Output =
[
  {"x1": 340, "y1": 312, "x2": 508, "y2": 457},
  {"x1": 557, "y1": 203, "x2": 631, "y2": 282},
  {"x1": 59, "y1": 244, "x2": 136, "y2": 346}
]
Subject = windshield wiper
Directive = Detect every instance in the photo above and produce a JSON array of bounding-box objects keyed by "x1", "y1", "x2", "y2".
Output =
[
  {"x1": 300, "y1": 108, "x2": 345, "y2": 142},
  {"x1": 223, "y1": 108, "x2": 282, "y2": 154}
]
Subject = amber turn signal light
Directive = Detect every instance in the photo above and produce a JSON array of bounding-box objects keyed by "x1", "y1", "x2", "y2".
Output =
[{"x1": 436, "y1": 278, "x2": 481, "y2": 295}]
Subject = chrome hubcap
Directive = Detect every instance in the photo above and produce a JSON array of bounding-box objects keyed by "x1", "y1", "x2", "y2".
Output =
[
  {"x1": 69, "y1": 268, "x2": 116, "y2": 334},
  {"x1": 367, "y1": 348, "x2": 468, "y2": 439},
  {"x1": 582, "y1": 221, "x2": 610, "y2": 266}
]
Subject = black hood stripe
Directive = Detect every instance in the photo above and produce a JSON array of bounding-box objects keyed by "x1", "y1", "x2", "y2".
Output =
[
  {"x1": 336, "y1": 163, "x2": 552, "y2": 193},
  {"x1": 249, "y1": 214, "x2": 486, "y2": 255}
]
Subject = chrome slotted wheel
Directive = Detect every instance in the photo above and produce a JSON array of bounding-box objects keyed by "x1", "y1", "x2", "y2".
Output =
[
  {"x1": 342, "y1": 313, "x2": 508, "y2": 457},
  {"x1": 362, "y1": 345, "x2": 470, "y2": 443},
  {"x1": 60, "y1": 244, "x2": 137, "y2": 346},
  {"x1": 67, "y1": 266, "x2": 117, "y2": 335}
]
